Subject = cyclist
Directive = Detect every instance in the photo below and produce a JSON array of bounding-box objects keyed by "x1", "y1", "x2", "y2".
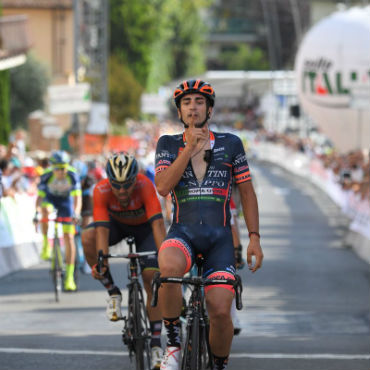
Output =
[
  {"x1": 34, "y1": 150, "x2": 82, "y2": 291},
  {"x1": 155, "y1": 79, "x2": 263, "y2": 370},
  {"x1": 81, "y1": 152, "x2": 166, "y2": 370}
]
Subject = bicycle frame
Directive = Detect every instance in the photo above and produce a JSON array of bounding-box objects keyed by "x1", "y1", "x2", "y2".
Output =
[
  {"x1": 98, "y1": 236, "x2": 157, "y2": 370},
  {"x1": 151, "y1": 254, "x2": 243, "y2": 370}
]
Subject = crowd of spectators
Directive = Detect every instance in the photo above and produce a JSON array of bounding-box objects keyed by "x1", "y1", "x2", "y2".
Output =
[
  {"x1": 0, "y1": 124, "x2": 368, "y2": 219},
  {"x1": 0, "y1": 130, "x2": 107, "y2": 200},
  {"x1": 255, "y1": 128, "x2": 370, "y2": 203}
]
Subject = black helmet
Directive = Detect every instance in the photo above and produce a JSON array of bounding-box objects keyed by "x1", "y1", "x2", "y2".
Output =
[
  {"x1": 173, "y1": 79, "x2": 215, "y2": 108},
  {"x1": 106, "y1": 152, "x2": 138, "y2": 182}
]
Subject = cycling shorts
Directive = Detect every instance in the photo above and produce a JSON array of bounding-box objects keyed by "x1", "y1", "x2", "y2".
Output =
[
  {"x1": 42, "y1": 195, "x2": 75, "y2": 234},
  {"x1": 160, "y1": 223, "x2": 236, "y2": 286},
  {"x1": 89, "y1": 216, "x2": 159, "y2": 271}
]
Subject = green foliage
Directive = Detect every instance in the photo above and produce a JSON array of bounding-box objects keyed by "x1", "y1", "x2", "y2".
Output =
[
  {"x1": 10, "y1": 54, "x2": 49, "y2": 129},
  {"x1": 167, "y1": 0, "x2": 209, "y2": 79},
  {"x1": 108, "y1": 54, "x2": 143, "y2": 125},
  {"x1": 110, "y1": 0, "x2": 210, "y2": 92},
  {"x1": 219, "y1": 44, "x2": 270, "y2": 71},
  {"x1": 0, "y1": 70, "x2": 10, "y2": 145},
  {"x1": 110, "y1": 0, "x2": 162, "y2": 87},
  {"x1": 110, "y1": 122, "x2": 129, "y2": 136}
]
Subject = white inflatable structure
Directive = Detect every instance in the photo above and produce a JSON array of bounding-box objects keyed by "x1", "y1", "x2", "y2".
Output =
[{"x1": 295, "y1": 6, "x2": 370, "y2": 152}]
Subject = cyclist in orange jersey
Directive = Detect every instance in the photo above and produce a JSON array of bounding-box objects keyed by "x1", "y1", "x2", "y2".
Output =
[{"x1": 82, "y1": 152, "x2": 166, "y2": 369}]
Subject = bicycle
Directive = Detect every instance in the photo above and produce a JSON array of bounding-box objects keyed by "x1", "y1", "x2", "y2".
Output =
[
  {"x1": 97, "y1": 236, "x2": 156, "y2": 370},
  {"x1": 151, "y1": 254, "x2": 243, "y2": 370},
  {"x1": 40, "y1": 216, "x2": 79, "y2": 302}
]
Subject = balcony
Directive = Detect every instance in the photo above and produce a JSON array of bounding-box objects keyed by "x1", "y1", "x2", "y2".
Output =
[{"x1": 0, "y1": 14, "x2": 31, "y2": 70}]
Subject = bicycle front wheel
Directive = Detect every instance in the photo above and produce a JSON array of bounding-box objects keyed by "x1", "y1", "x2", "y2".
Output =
[
  {"x1": 181, "y1": 314, "x2": 200, "y2": 370},
  {"x1": 130, "y1": 284, "x2": 151, "y2": 370},
  {"x1": 199, "y1": 318, "x2": 213, "y2": 370}
]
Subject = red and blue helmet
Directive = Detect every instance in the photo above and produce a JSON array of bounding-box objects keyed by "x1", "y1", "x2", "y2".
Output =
[{"x1": 173, "y1": 79, "x2": 215, "y2": 108}]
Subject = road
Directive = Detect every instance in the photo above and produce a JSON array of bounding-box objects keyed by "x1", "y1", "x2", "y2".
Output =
[{"x1": 0, "y1": 161, "x2": 369, "y2": 370}]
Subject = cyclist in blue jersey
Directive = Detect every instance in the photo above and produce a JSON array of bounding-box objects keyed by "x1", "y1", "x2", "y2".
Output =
[
  {"x1": 155, "y1": 80, "x2": 263, "y2": 370},
  {"x1": 34, "y1": 150, "x2": 82, "y2": 291}
]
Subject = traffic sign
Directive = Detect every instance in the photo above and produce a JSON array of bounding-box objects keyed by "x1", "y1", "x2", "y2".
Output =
[{"x1": 48, "y1": 83, "x2": 92, "y2": 114}]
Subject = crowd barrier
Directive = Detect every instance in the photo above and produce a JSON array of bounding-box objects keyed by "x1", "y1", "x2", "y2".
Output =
[
  {"x1": 253, "y1": 141, "x2": 370, "y2": 264},
  {"x1": 1, "y1": 142, "x2": 369, "y2": 278},
  {"x1": 0, "y1": 194, "x2": 41, "y2": 278}
]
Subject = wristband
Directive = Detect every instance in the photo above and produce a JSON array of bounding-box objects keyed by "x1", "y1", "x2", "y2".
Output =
[{"x1": 248, "y1": 231, "x2": 260, "y2": 239}]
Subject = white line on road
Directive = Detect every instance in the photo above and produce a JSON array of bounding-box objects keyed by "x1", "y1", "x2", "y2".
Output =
[{"x1": 0, "y1": 347, "x2": 369, "y2": 360}]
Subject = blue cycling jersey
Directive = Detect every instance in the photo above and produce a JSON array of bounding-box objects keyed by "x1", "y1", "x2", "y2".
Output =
[
  {"x1": 37, "y1": 165, "x2": 81, "y2": 218},
  {"x1": 155, "y1": 131, "x2": 251, "y2": 227}
]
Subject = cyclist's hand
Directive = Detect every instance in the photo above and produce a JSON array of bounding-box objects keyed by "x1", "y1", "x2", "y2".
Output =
[
  {"x1": 91, "y1": 263, "x2": 107, "y2": 280},
  {"x1": 33, "y1": 212, "x2": 40, "y2": 227},
  {"x1": 186, "y1": 119, "x2": 208, "y2": 152},
  {"x1": 72, "y1": 213, "x2": 82, "y2": 225},
  {"x1": 234, "y1": 244, "x2": 245, "y2": 270},
  {"x1": 246, "y1": 239, "x2": 263, "y2": 273}
]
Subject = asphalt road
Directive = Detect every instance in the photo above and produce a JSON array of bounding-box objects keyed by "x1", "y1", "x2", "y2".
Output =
[{"x1": 0, "y1": 161, "x2": 369, "y2": 370}]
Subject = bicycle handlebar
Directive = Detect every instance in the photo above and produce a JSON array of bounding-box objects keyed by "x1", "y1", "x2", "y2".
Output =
[
  {"x1": 97, "y1": 250, "x2": 157, "y2": 273},
  {"x1": 151, "y1": 272, "x2": 243, "y2": 310}
]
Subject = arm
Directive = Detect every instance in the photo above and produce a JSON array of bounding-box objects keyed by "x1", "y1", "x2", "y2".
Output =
[
  {"x1": 238, "y1": 180, "x2": 263, "y2": 272},
  {"x1": 155, "y1": 124, "x2": 208, "y2": 196},
  {"x1": 151, "y1": 217, "x2": 167, "y2": 250},
  {"x1": 90, "y1": 225, "x2": 110, "y2": 279},
  {"x1": 96, "y1": 226, "x2": 110, "y2": 256},
  {"x1": 155, "y1": 145, "x2": 193, "y2": 197},
  {"x1": 73, "y1": 193, "x2": 82, "y2": 217}
]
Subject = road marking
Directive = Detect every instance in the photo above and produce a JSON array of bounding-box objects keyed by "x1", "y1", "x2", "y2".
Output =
[
  {"x1": 0, "y1": 347, "x2": 369, "y2": 360},
  {"x1": 231, "y1": 353, "x2": 370, "y2": 360}
]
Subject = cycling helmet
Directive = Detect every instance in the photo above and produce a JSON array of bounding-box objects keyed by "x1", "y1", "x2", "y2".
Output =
[
  {"x1": 173, "y1": 79, "x2": 215, "y2": 108},
  {"x1": 50, "y1": 150, "x2": 70, "y2": 165},
  {"x1": 106, "y1": 152, "x2": 138, "y2": 182}
]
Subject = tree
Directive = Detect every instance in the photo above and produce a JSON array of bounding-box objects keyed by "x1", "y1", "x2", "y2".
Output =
[
  {"x1": 110, "y1": 0, "x2": 210, "y2": 92},
  {"x1": 110, "y1": 0, "x2": 162, "y2": 87},
  {"x1": 108, "y1": 54, "x2": 143, "y2": 124},
  {"x1": 0, "y1": 70, "x2": 10, "y2": 145},
  {"x1": 219, "y1": 44, "x2": 269, "y2": 71},
  {"x1": 10, "y1": 54, "x2": 49, "y2": 129},
  {"x1": 0, "y1": 4, "x2": 11, "y2": 145}
]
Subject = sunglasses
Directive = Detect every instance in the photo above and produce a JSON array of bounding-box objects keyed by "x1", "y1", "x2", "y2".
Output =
[
  {"x1": 110, "y1": 179, "x2": 135, "y2": 190},
  {"x1": 53, "y1": 165, "x2": 68, "y2": 171}
]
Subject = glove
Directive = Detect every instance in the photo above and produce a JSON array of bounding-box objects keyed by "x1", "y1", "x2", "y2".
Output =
[{"x1": 234, "y1": 244, "x2": 245, "y2": 270}]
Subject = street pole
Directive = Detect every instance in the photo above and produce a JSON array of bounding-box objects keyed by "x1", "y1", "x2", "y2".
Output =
[{"x1": 72, "y1": 0, "x2": 81, "y2": 156}]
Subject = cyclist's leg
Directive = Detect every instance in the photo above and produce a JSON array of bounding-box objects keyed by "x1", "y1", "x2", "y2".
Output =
[
  {"x1": 63, "y1": 225, "x2": 76, "y2": 265},
  {"x1": 158, "y1": 226, "x2": 193, "y2": 319},
  {"x1": 206, "y1": 287, "x2": 234, "y2": 369},
  {"x1": 159, "y1": 225, "x2": 194, "y2": 368},
  {"x1": 62, "y1": 224, "x2": 77, "y2": 291},
  {"x1": 82, "y1": 218, "x2": 125, "y2": 320},
  {"x1": 40, "y1": 201, "x2": 53, "y2": 260},
  {"x1": 203, "y1": 226, "x2": 235, "y2": 370},
  {"x1": 56, "y1": 201, "x2": 77, "y2": 290}
]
